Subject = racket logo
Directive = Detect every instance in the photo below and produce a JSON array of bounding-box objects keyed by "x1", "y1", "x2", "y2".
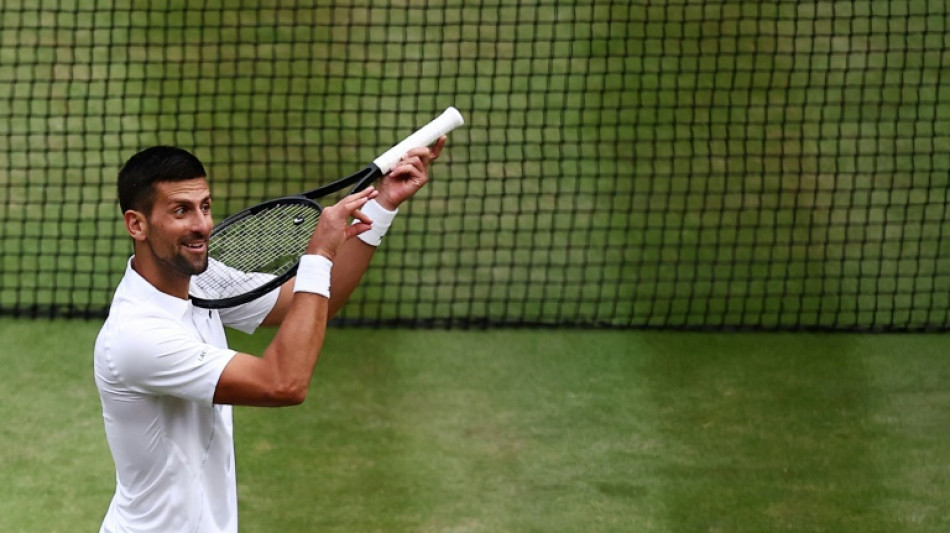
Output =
[{"x1": 292, "y1": 215, "x2": 306, "y2": 225}]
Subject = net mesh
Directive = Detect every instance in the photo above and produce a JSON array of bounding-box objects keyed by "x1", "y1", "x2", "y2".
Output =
[{"x1": 2, "y1": 1, "x2": 949, "y2": 330}]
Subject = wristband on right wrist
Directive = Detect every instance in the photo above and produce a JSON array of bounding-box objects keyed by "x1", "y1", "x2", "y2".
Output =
[
  {"x1": 354, "y1": 199, "x2": 398, "y2": 246},
  {"x1": 293, "y1": 254, "x2": 333, "y2": 298}
]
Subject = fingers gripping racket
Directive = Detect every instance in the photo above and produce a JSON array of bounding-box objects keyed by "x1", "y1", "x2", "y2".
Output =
[{"x1": 189, "y1": 107, "x2": 464, "y2": 309}]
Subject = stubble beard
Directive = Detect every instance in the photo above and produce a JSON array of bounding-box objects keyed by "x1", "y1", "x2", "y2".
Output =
[{"x1": 148, "y1": 238, "x2": 209, "y2": 278}]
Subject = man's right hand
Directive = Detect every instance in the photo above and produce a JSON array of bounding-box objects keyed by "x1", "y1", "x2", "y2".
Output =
[{"x1": 306, "y1": 186, "x2": 379, "y2": 261}]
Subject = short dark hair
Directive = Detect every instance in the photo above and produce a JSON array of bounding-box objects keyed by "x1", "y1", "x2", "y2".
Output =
[{"x1": 118, "y1": 146, "x2": 207, "y2": 213}]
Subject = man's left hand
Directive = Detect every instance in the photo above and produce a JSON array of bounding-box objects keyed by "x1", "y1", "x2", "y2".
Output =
[{"x1": 375, "y1": 136, "x2": 446, "y2": 210}]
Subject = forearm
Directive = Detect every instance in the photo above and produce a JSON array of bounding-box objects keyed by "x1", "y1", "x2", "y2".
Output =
[
  {"x1": 259, "y1": 291, "x2": 329, "y2": 403},
  {"x1": 328, "y1": 238, "x2": 376, "y2": 318},
  {"x1": 328, "y1": 198, "x2": 399, "y2": 316},
  {"x1": 214, "y1": 264, "x2": 332, "y2": 407},
  {"x1": 259, "y1": 241, "x2": 375, "y2": 327}
]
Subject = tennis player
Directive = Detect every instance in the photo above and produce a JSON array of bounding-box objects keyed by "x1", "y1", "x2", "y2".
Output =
[{"x1": 93, "y1": 140, "x2": 444, "y2": 533}]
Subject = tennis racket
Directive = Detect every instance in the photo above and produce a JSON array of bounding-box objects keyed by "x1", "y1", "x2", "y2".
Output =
[{"x1": 189, "y1": 106, "x2": 464, "y2": 309}]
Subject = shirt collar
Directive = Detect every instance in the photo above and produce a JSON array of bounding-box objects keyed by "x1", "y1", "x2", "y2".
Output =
[{"x1": 120, "y1": 256, "x2": 193, "y2": 319}]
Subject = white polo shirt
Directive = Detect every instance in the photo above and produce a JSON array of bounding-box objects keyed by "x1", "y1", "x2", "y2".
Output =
[{"x1": 94, "y1": 258, "x2": 278, "y2": 533}]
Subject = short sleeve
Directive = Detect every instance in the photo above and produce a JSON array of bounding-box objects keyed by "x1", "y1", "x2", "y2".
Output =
[
  {"x1": 105, "y1": 315, "x2": 236, "y2": 405},
  {"x1": 217, "y1": 286, "x2": 280, "y2": 333}
]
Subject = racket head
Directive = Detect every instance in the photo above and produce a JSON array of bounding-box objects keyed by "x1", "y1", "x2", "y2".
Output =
[{"x1": 190, "y1": 196, "x2": 322, "y2": 309}]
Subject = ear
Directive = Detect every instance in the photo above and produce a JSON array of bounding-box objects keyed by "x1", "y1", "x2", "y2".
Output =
[{"x1": 124, "y1": 210, "x2": 148, "y2": 241}]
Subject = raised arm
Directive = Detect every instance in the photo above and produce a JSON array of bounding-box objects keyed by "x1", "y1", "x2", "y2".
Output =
[
  {"x1": 212, "y1": 188, "x2": 376, "y2": 407},
  {"x1": 260, "y1": 137, "x2": 446, "y2": 326}
]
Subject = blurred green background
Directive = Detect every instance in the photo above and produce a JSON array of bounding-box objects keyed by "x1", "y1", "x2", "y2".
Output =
[{"x1": 2, "y1": 1, "x2": 949, "y2": 329}]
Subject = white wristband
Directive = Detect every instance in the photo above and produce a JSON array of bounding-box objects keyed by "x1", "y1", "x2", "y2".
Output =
[
  {"x1": 293, "y1": 255, "x2": 333, "y2": 298},
  {"x1": 354, "y1": 199, "x2": 398, "y2": 247}
]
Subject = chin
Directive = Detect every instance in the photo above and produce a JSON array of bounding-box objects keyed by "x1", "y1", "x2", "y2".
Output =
[
  {"x1": 174, "y1": 255, "x2": 209, "y2": 277},
  {"x1": 192, "y1": 258, "x2": 210, "y2": 275}
]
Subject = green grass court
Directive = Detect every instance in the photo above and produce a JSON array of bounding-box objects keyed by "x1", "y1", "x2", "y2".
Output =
[{"x1": 3, "y1": 318, "x2": 950, "y2": 532}]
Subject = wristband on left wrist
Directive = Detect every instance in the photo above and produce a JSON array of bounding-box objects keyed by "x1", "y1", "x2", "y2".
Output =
[{"x1": 354, "y1": 198, "x2": 399, "y2": 246}]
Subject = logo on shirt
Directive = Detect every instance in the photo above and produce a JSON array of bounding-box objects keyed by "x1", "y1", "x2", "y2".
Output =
[{"x1": 198, "y1": 349, "x2": 208, "y2": 361}]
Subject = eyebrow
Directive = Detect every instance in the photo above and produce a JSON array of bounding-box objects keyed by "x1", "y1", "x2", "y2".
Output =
[{"x1": 166, "y1": 192, "x2": 212, "y2": 205}]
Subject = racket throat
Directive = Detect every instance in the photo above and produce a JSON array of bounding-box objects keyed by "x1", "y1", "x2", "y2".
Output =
[{"x1": 348, "y1": 164, "x2": 383, "y2": 194}]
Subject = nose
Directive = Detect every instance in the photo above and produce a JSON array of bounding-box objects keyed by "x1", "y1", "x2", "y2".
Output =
[{"x1": 192, "y1": 210, "x2": 214, "y2": 236}]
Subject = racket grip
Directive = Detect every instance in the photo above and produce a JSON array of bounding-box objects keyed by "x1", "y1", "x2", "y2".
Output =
[{"x1": 372, "y1": 107, "x2": 464, "y2": 173}]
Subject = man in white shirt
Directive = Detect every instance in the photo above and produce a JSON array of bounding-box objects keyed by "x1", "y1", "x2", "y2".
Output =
[{"x1": 94, "y1": 141, "x2": 444, "y2": 532}]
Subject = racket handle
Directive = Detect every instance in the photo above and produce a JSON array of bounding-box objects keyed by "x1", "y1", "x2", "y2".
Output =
[{"x1": 373, "y1": 107, "x2": 465, "y2": 173}]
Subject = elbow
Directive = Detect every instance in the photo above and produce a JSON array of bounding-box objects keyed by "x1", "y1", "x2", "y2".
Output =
[
  {"x1": 286, "y1": 386, "x2": 308, "y2": 406},
  {"x1": 257, "y1": 346, "x2": 314, "y2": 406},
  {"x1": 271, "y1": 381, "x2": 309, "y2": 406},
  {"x1": 258, "y1": 368, "x2": 309, "y2": 406}
]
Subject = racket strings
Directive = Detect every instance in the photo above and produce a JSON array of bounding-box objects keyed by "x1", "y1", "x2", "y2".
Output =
[{"x1": 190, "y1": 203, "x2": 319, "y2": 299}]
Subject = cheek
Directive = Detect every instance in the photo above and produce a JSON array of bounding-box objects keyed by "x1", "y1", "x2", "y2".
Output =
[{"x1": 146, "y1": 218, "x2": 181, "y2": 243}]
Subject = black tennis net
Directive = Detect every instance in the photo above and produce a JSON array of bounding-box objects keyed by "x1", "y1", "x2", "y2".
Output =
[{"x1": 1, "y1": 1, "x2": 949, "y2": 330}]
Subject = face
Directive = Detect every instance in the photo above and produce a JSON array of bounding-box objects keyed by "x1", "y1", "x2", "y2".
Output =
[{"x1": 140, "y1": 178, "x2": 214, "y2": 277}]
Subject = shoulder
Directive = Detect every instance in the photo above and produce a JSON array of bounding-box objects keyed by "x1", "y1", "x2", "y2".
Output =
[{"x1": 95, "y1": 297, "x2": 196, "y2": 379}]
